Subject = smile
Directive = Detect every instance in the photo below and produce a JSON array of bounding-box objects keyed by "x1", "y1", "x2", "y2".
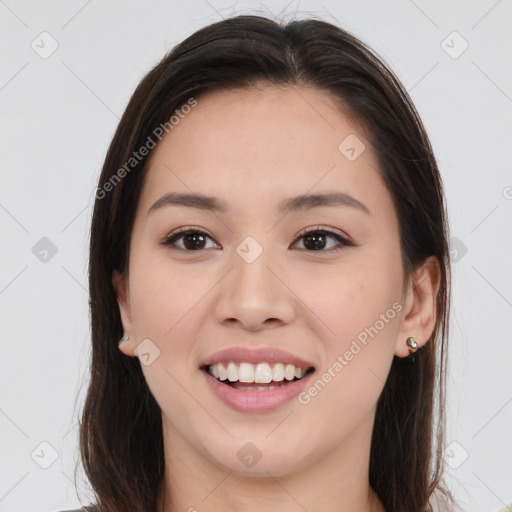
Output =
[
  {"x1": 205, "y1": 361, "x2": 314, "y2": 390},
  {"x1": 201, "y1": 364, "x2": 316, "y2": 412}
]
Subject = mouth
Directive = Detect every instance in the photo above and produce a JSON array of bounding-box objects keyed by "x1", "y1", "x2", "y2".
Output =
[{"x1": 201, "y1": 362, "x2": 316, "y2": 391}]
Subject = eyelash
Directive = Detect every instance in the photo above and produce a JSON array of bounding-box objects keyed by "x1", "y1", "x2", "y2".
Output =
[{"x1": 160, "y1": 225, "x2": 355, "y2": 253}]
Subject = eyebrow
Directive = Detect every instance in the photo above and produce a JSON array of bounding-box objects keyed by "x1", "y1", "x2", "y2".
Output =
[{"x1": 147, "y1": 191, "x2": 371, "y2": 216}]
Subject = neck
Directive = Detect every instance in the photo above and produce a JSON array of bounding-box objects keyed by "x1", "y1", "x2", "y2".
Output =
[{"x1": 157, "y1": 413, "x2": 385, "y2": 512}]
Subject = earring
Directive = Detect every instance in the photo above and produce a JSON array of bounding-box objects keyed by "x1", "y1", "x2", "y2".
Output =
[
  {"x1": 118, "y1": 334, "x2": 129, "y2": 345},
  {"x1": 404, "y1": 336, "x2": 418, "y2": 364}
]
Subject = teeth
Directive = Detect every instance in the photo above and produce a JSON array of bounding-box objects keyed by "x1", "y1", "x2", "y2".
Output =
[
  {"x1": 239, "y1": 362, "x2": 254, "y2": 383},
  {"x1": 227, "y1": 362, "x2": 238, "y2": 382},
  {"x1": 207, "y1": 361, "x2": 310, "y2": 383},
  {"x1": 284, "y1": 364, "x2": 296, "y2": 381},
  {"x1": 218, "y1": 363, "x2": 228, "y2": 381},
  {"x1": 272, "y1": 363, "x2": 285, "y2": 382},
  {"x1": 255, "y1": 363, "x2": 272, "y2": 383}
]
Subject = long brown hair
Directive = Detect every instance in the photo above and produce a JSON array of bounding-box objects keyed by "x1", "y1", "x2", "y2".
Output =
[{"x1": 78, "y1": 14, "x2": 456, "y2": 512}]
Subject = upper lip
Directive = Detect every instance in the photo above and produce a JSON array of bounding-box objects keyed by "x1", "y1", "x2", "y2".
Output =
[{"x1": 200, "y1": 346, "x2": 316, "y2": 369}]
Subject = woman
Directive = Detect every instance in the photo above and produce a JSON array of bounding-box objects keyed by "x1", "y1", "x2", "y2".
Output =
[{"x1": 66, "y1": 13, "x2": 458, "y2": 512}]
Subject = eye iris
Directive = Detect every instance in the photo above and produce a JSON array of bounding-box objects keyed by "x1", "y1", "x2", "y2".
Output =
[
  {"x1": 183, "y1": 232, "x2": 206, "y2": 250},
  {"x1": 303, "y1": 232, "x2": 326, "y2": 251}
]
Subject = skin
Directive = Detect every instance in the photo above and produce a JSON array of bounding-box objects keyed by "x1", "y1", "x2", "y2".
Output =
[{"x1": 112, "y1": 85, "x2": 440, "y2": 512}]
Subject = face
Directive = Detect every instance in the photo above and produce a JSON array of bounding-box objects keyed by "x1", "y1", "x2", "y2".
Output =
[{"x1": 113, "y1": 85, "x2": 425, "y2": 477}]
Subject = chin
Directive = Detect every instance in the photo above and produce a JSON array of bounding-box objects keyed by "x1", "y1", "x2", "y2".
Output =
[{"x1": 202, "y1": 439, "x2": 313, "y2": 478}]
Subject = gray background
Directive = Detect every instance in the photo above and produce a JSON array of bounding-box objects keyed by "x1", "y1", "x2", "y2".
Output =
[{"x1": 1, "y1": 1, "x2": 511, "y2": 511}]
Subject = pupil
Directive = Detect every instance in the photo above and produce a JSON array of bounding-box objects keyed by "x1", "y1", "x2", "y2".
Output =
[
  {"x1": 184, "y1": 233, "x2": 206, "y2": 250},
  {"x1": 304, "y1": 233, "x2": 326, "y2": 251}
]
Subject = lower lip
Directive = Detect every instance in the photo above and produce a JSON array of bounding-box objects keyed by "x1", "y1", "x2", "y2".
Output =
[{"x1": 201, "y1": 369, "x2": 315, "y2": 413}]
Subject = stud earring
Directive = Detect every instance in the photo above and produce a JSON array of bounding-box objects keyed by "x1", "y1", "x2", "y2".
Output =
[
  {"x1": 404, "y1": 336, "x2": 418, "y2": 364},
  {"x1": 118, "y1": 334, "x2": 129, "y2": 345}
]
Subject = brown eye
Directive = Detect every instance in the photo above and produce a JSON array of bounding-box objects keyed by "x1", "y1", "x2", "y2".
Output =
[
  {"x1": 161, "y1": 228, "x2": 219, "y2": 251},
  {"x1": 292, "y1": 227, "x2": 354, "y2": 252}
]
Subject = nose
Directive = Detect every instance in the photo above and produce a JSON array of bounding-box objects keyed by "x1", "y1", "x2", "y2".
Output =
[{"x1": 213, "y1": 247, "x2": 296, "y2": 332}]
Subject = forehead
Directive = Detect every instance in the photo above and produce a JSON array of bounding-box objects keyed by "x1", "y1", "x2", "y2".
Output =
[{"x1": 139, "y1": 85, "x2": 393, "y2": 221}]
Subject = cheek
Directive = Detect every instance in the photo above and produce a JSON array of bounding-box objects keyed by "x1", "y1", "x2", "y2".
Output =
[
  {"x1": 127, "y1": 250, "x2": 219, "y2": 394},
  {"x1": 293, "y1": 258, "x2": 401, "y2": 353},
  {"x1": 127, "y1": 256, "x2": 205, "y2": 417},
  {"x1": 129, "y1": 250, "x2": 206, "y2": 339},
  {"x1": 294, "y1": 256, "x2": 401, "y2": 427}
]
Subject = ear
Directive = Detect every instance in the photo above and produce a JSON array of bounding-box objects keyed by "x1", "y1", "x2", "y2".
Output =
[
  {"x1": 395, "y1": 256, "x2": 441, "y2": 357},
  {"x1": 112, "y1": 269, "x2": 138, "y2": 357}
]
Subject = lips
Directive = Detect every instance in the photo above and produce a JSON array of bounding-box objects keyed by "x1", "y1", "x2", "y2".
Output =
[{"x1": 201, "y1": 365, "x2": 316, "y2": 412}]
